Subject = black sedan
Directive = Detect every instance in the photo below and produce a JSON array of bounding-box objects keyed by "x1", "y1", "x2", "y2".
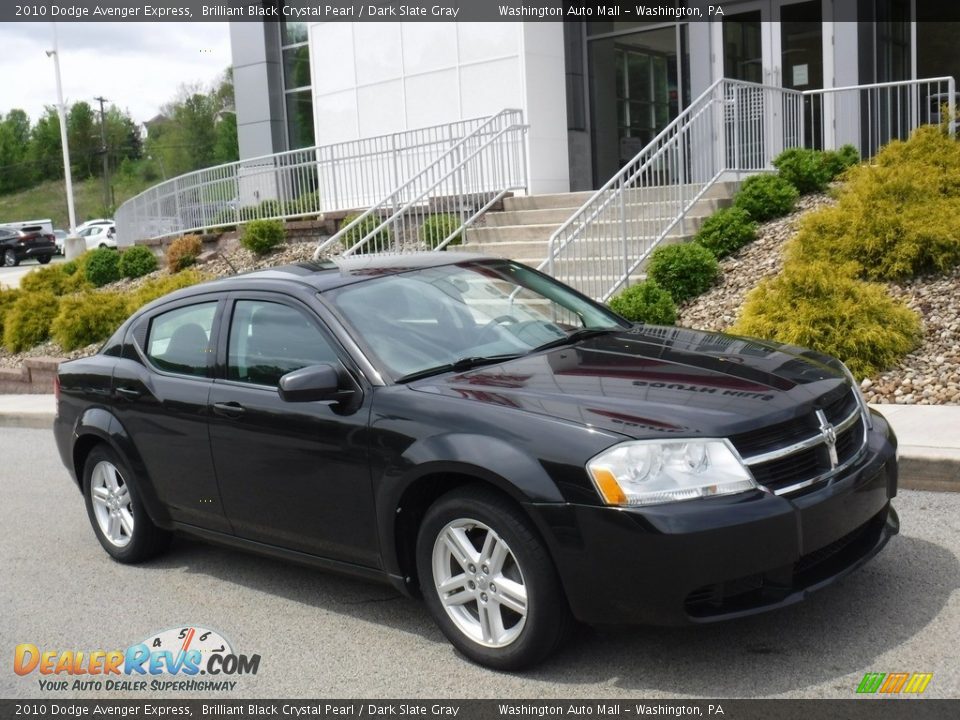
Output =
[
  {"x1": 0, "y1": 225, "x2": 56, "y2": 266},
  {"x1": 54, "y1": 254, "x2": 899, "y2": 669}
]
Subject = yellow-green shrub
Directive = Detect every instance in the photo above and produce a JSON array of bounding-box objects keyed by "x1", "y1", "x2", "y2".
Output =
[
  {"x1": 20, "y1": 265, "x2": 71, "y2": 296},
  {"x1": 731, "y1": 261, "x2": 922, "y2": 378},
  {"x1": 129, "y1": 270, "x2": 207, "y2": 312},
  {"x1": 166, "y1": 235, "x2": 203, "y2": 272},
  {"x1": 0, "y1": 288, "x2": 21, "y2": 343},
  {"x1": 51, "y1": 292, "x2": 131, "y2": 351},
  {"x1": 3, "y1": 291, "x2": 59, "y2": 352}
]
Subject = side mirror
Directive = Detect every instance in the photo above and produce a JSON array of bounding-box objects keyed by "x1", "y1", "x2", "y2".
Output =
[{"x1": 278, "y1": 363, "x2": 352, "y2": 403}]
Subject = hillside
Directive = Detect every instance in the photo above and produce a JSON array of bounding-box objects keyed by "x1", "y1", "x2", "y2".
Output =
[{"x1": 0, "y1": 175, "x2": 153, "y2": 229}]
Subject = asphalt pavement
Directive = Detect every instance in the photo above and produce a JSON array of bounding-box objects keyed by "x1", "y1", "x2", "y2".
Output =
[
  {"x1": 2, "y1": 427, "x2": 958, "y2": 699},
  {"x1": 0, "y1": 256, "x2": 66, "y2": 290}
]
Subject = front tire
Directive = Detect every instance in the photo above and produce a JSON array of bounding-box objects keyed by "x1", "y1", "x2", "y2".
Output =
[
  {"x1": 37, "y1": 255, "x2": 52, "y2": 264},
  {"x1": 416, "y1": 486, "x2": 572, "y2": 670},
  {"x1": 83, "y1": 445, "x2": 170, "y2": 563},
  {"x1": 3, "y1": 249, "x2": 19, "y2": 267}
]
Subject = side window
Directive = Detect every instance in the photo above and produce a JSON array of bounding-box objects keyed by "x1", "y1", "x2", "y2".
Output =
[
  {"x1": 146, "y1": 302, "x2": 218, "y2": 377},
  {"x1": 228, "y1": 300, "x2": 339, "y2": 387}
]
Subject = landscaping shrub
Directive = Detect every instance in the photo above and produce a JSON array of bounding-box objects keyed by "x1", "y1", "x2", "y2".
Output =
[
  {"x1": 84, "y1": 248, "x2": 121, "y2": 288},
  {"x1": 693, "y1": 206, "x2": 757, "y2": 259},
  {"x1": 733, "y1": 173, "x2": 799, "y2": 221},
  {"x1": 339, "y1": 212, "x2": 390, "y2": 253},
  {"x1": 608, "y1": 280, "x2": 677, "y2": 325},
  {"x1": 241, "y1": 219, "x2": 286, "y2": 256},
  {"x1": 118, "y1": 246, "x2": 158, "y2": 279},
  {"x1": 3, "y1": 291, "x2": 59, "y2": 352},
  {"x1": 130, "y1": 270, "x2": 206, "y2": 311},
  {"x1": 823, "y1": 144, "x2": 860, "y2": 179},
  {"x1": 787, "y1": 159, "x2": 960, "y2": 280},
  {"x1": 166, "y1": 235, "x2": 203, "y2": 272},
  {"x1": 731, "y1": 260, "x2": 922, "y2": 378},
  {"x1": 772, "y1": 148, "x2": 832, "y2": 194},
  {"x1": 419, "y1": 214, "x2": 462, "y2": 249},
  {"x1": 646, "y1": 242, "x2": 719, "y2": 303},
  {"x1": 20, "y1": 264, "x2": 70, "y2": 296},
  {"x1": 0, "y1": 288, "x2": 21, "y2": 343},
  {"x1": 51, "y1": 292, "x2": 131, "y2": 351}
]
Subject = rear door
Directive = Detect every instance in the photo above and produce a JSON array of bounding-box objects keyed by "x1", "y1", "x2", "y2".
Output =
[
  {"x1": 208, "y1": 292, "x2": 379, "y2": 566},
  {"x1": 111, "y1": 295, "x2": 230, "y2": 533}
]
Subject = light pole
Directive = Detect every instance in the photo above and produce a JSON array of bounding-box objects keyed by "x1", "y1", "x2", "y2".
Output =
[{"x1": 46, "y1": 22, "x2": 77, "y2": 233}]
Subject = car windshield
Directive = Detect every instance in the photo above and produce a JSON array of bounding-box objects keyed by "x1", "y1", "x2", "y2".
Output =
[{"x1": 327, "y1": 259, "x2": 629, "y2": 381}]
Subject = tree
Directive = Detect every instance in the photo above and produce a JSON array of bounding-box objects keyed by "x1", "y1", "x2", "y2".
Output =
[
  {"x1": 28, "y1": 108, "x2": 64, "y2": 183},
  {"x1": 67, "y1": 101, "x2": 98, "y2": 179},
  {"x1": 0, "y1": 110, "x2": 33, "y2": 193}
]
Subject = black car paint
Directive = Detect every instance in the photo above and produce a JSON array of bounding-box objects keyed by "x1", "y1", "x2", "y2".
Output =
[
  {"x1": 54, "y1": 256, "x2": 899, "y2": 625},
  {"x1": 0, "y1": 227, "x2": 56, "y2": 264}
]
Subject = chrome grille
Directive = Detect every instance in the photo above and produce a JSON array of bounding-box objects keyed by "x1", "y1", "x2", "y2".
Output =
[{"x1": 732, "y1": 389, "x2": 869, "y2": 496}]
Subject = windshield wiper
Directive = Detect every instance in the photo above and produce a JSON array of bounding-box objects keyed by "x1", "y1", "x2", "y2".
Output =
[
  {"x1": 395, "y1": 354, "x2": 524, "y2": 383},
  {"x1": 530, "y1": 327, "x2": 621, "y2": 353}
]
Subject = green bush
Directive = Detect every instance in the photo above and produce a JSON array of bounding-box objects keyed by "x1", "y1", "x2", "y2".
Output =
[
  {"x1": 733, "y1": 173, "x2": 799, "y2": 221},
  {"x1": 130, "y1": 270, "x2": 206, "y2": 311},
  {"x1": 731, "y1": 260, "x2": 922, "y2": 378},
  {"x1": 772, "y1": 148, "x2": 831, "y2": 194},
  {"x1": 61, "y1": 259, "x2": 79, "y2": 276},
  {"x1": 823, "y1": 144, "x2": 860, "y2": 179},
  {"x1": 339, "y1": 212, "x2": 390, "y2": 253},
  {"x1": 608, "y1": 280, "x2": 677, "y2": 325},
  {"x1": 419, "y1": 214, "x2": 463, "y2": 249},
  {"x1": 166, "y1": 235, "x2": 203, "y2": 272},
  {"x1": 20, "y1": 265, "x2": 70, "y2": 296},
  {"x1": 241, "y1": 219, "x2": 286, "y2": 255},
  {"x1": 0, "y1": 288, "x2": 21, "y2": 343},
  {"x1": 647, "y1": 242, "x2": 719, "y2": 303},
  {"x1": 3, "y1": 291, "x2": 59, "y2": 352},
  {"x1": 693, "y1": 206, "x2": 757, "y2": 259},
  {"x1": 118, "y1": 246, "x2": 158, "y2": 279},
  {"x1": 51, "y1": 292, "x2": 131, "y2": 351},
  {"x1": 84, "y1": 248, "x2": 121, "y2": 288}
]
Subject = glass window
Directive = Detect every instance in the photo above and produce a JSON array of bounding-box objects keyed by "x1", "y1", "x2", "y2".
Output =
[
  {"x1": 146, "y1": 303, "x2": 218, "y2": 377},
  {"x1": 228, "y1": 301, "x2": 338, "y2": 387},
  {"x1": 285, "y1": 90, "x2": 315, "y2": 149},
  {"x1": 281, "y1": 21, "x2": 308, "y2": 46},
  {"x1": 283, "y1": 45, "x2": 312, "y2": 90}
]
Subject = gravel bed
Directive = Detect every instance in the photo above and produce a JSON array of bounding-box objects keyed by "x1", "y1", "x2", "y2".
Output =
[{"x1": 677, "y1": 192, "x2": 960, "y2": 405}]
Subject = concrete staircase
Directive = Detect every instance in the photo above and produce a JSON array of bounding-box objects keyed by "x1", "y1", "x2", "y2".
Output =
[{"x1": 461, "y1": 182, "x2": 737, "y2": 281}]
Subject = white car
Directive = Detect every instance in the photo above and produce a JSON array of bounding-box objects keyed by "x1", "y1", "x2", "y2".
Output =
[
  {"x1": 75, "y1": 218, "x2": 114, "y2": 234},
  {"x1": 53, "y1": 229, "x2": 68, "y2": 255},
  {"x1": 78, "y1": 224, "x2": 117, "y2": 250}
]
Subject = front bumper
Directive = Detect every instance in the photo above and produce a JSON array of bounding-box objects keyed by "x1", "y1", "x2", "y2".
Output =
[{"x1": 530, "y1": 412, "x2": 899, "y2": 626}]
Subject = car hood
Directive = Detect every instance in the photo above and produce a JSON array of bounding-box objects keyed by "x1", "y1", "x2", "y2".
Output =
[{"x1": 409, "y1": 326, "x2": 851, "y2": 440}]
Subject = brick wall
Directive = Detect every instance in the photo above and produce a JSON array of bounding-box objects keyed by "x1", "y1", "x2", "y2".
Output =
[{"x1": 0, "y1": 357, "x2": 61, "y2": 394}]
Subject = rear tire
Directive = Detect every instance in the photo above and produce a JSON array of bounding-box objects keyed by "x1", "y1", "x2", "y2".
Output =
[
  {"x1": 83, "y1": 445, "x2": 170, "y2": 563},
  {"x1": 3, "y1": 249, "x2": 18, "y2": 267},
  {"x1": 416, "y1": 485, "x2": 572, "y2": 670},
  {"x1": 37, "y1": 255, "x2": 52, "y2": 265}
]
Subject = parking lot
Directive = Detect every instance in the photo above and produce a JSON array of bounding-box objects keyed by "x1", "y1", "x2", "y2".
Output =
[
  {"x1": 2, "y1": 426, "x2": 958, "y2": 699},
  {"x1": 0, "y1": 256, "x2": 65, "y2": 290}
]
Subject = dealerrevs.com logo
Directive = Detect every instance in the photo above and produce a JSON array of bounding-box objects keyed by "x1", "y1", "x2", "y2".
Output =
[{"x1": 13, "y1": 626, "x2": 260, "y2": 693}]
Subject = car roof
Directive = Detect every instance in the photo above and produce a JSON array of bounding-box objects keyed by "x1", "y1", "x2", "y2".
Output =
[{"x1": 178, "y1": 252, "x2": 499, "y2": 296}]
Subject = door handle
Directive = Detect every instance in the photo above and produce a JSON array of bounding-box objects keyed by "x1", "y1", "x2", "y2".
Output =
[
  {"x1": 115, "y1": 387, "x2": 142, "y2": 400},
  {"x1": 212, "y1": 401, "x2": 245, "y2": 418}
]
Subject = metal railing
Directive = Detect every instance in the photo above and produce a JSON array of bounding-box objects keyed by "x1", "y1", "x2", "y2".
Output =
[
  {"x1": 545, "y1": 76, "x2": 955, "y2": 302},
  {"x1": 114, "y1": 112, "x2": 523, "y2": 244},
  {"x1": 314, "y1": 110, "x2": 528, "y2": 257}
]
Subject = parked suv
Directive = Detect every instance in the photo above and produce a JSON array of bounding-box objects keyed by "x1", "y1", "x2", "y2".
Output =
[
  {"x1": 0, "y1": 225, "x2": 56, "y2": 266},
  {"x1": 54, "y1": 254, "x2": 899, "y2": 669}
]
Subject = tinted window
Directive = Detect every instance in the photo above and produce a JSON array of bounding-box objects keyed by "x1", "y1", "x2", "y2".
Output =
[
  {"x1": 146, "y1": 303, "x2": 218, "y2": 377},
  {"x1": 228, "y1": 300, "x2": 338, "y2": 387}
]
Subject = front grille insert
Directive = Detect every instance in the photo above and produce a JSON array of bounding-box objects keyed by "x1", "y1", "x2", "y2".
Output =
[{"x1": 732, "y1": 388, "x2": 868, "y2": 497}]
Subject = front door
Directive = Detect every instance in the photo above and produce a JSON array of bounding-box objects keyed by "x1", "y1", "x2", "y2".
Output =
[
  {"x1": 720, "y1": 0, "x2": 825, "y2": 162},
  {"x1": 208, "y1": 294, "x2": 379, "y2": 568}
]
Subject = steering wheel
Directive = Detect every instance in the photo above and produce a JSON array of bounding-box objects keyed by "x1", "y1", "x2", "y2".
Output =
[{"x1": 476, "y1": 314, "x2": 519, "y2": 341}]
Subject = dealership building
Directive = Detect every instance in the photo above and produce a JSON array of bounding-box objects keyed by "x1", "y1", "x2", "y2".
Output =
[{"x1": 229, "y1": 1, "x2": 960, "y2": 195}]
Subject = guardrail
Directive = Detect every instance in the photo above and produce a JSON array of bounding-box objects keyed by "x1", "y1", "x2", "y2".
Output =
[
  {"x1": 114, "y1": 112, "x2": 523, "y2": 244},
  {"x1": 314, "y1": 110, "x2": 528, "y2": 257},
  {"x1": 544, "y1": 76, "x2": 955, "y2": 302}
]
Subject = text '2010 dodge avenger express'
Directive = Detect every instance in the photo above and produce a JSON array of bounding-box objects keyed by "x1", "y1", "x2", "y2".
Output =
[{"x1": 54, "y1": 254, "x2": 899, "y2": 669}]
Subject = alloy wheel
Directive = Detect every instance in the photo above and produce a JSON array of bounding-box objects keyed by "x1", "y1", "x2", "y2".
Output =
[
  {"x1": 431, "y1": 518, "x2": 528, "y2": 648},
  {"x1": 89, "y1": 460, "x2": 134, "y2": 547}
]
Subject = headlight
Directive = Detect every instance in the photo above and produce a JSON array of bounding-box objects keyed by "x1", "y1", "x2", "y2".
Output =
[
  {"x1": 839, "y1": 362, "x2": 873, "y2": 429},
  {"x1": 586, "y1": 439, "x2": 758, "y2": 507}
]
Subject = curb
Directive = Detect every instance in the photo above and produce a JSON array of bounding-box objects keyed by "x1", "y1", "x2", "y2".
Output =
[{"x1": 1, "y1": 412, "x2": 958, "y2": 493}]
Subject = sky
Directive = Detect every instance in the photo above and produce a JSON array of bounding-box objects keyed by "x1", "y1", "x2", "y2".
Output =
[{"x1": 0, "y1": 22, "x2": 232, "y2": 124}]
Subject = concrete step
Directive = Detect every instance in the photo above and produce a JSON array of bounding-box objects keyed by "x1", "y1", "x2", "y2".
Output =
[
  {"x1": 462, "y1": 233, "x2": 692, "y2": 262},
  {"x1": 466, "y1": 217, "x2": 703, "y2": 247},
  {"x1": 503, "y1": 182, "x2": 736, "y2": 211},
  {"x1": 481, "y1": 197, "x2": 730, "y2": 228}
]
